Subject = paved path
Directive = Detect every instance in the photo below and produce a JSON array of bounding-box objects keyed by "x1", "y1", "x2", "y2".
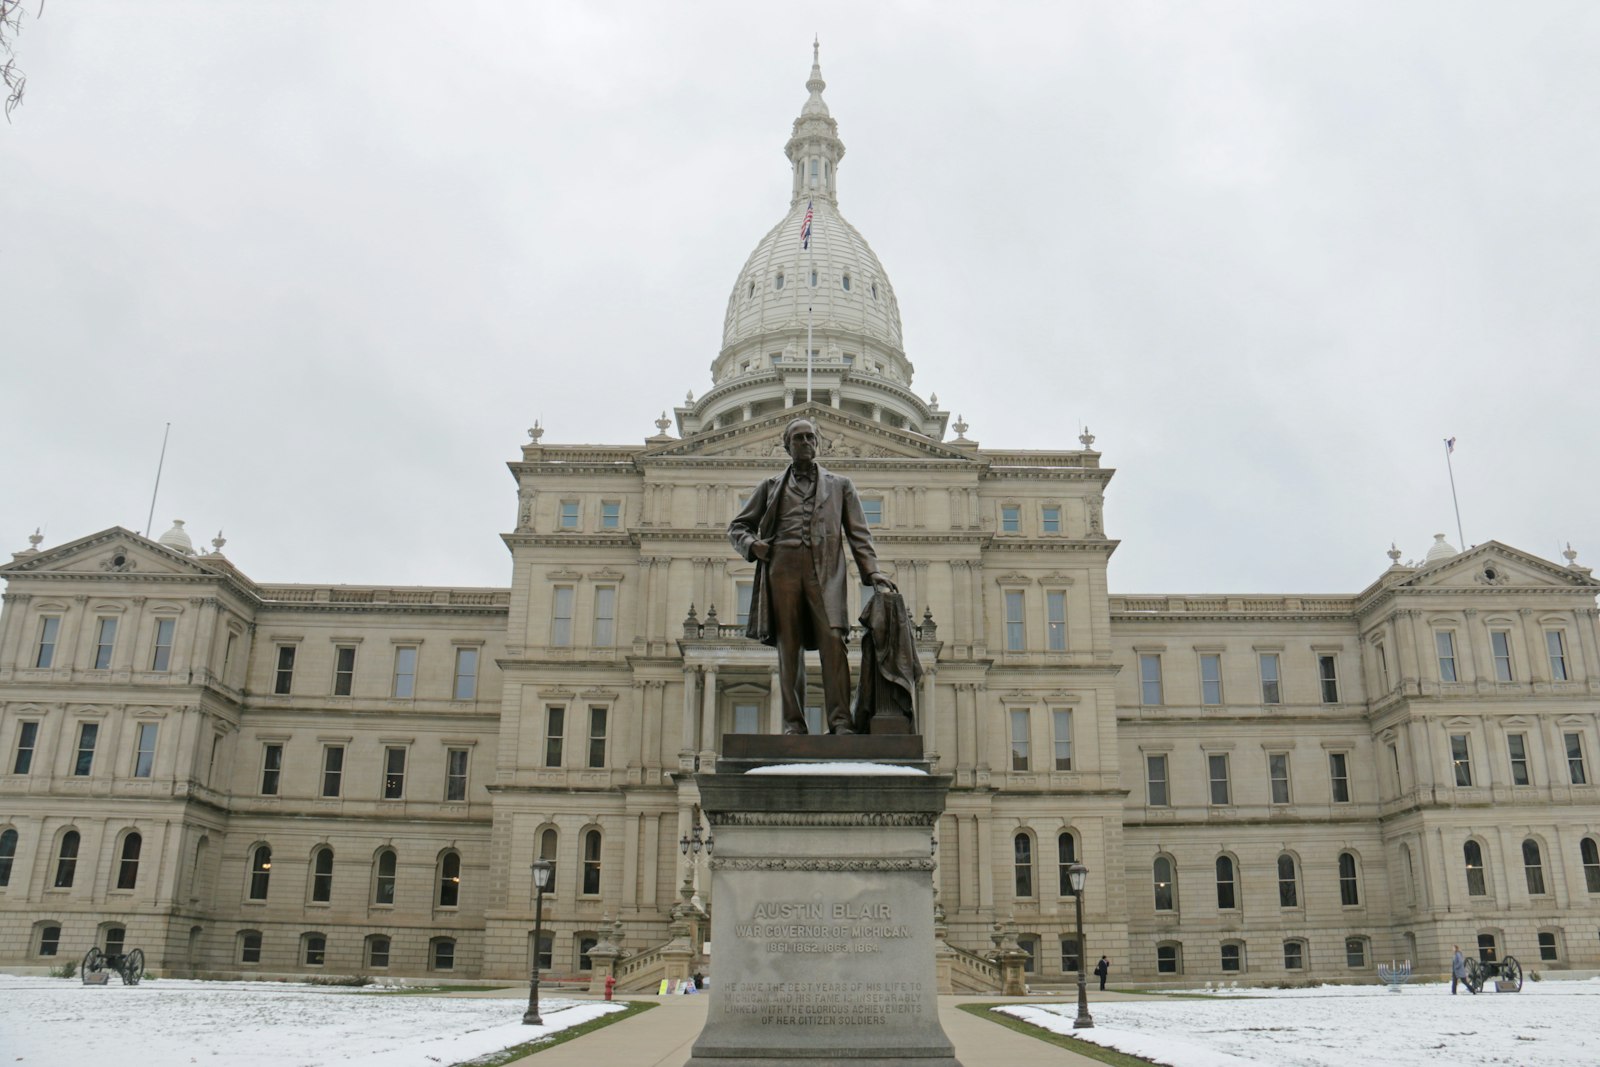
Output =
[{"x1": 507, "y1": 992, "x2": 1111, "y2": 1066}]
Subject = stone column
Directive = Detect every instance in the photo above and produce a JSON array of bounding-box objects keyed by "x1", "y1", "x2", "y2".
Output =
[
  {"x1": 700, "y1": 666, "x2": 719, "y2": 761},
  {"x1": 680, "y1": 666, "x2": 699, "y2": 769},
  {"x1": 922, "y1": 669, "x2": 939, "y2": 766},
  {"x1": 912, "y1": 485, "x2": 925, "y2": 528}
]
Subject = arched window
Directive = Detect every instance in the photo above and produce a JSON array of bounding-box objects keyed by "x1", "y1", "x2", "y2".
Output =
[
  {"x1": 1338, "y1": 852, "x2": 1360, "y2": 906},
  {"x1": 1464, "y1": 840, "x2": 1487, "y2": 896},
  {"x1": 373, "y1": 848, "x2": 397, "y2": 905},
  {"x1": 1057, "y1": 832, "x2": 1077, "y2": 895},
  {"x1": 1013, "y1": 833, "x2": 1034, "y2": 898},
  {"x1": 1282, "y1": 939, "x2": 1306, "y2": 971},
  {"x1": 577, "y1": 933, "x2": 597, "y2": 970},
  {"x1": 1215, "y1": 855, "x2": 1237, "y2": 910},
  {"x1": 774, "y1": 272, "x2": 785, "y2": 291},
  {"x1": 1153, "y1": 855, "x2": 1175, "y2": 911},
  {"x1": 1220, "y1": 940, "x2": 1244, "y2": 972},
  {"x1": 539, "y1": 828, "x2": 558, "y2": 893},
  {"x1": 1523, "y1": 839, "x2": 1547, "y2": 895},
  {"x1": 1156, "y1": 941, "x2": 1181, "y2": 974},
  {"x1": 0, "y1": 828, "x2": 18, "y2": 887},
  {"x1": 1582, "y1": 837, "x2": 1600, "y2": 894},
  {"x1": 248, "y1": 844, "x2": 272, "y2": 900},
  {"x1": 431, "y1": 937, "x2": 455, "y2": 971},
  {"x1": 310, "y1": 846, "x2": 334, "y2": 903},
  {"x1": 54, "y1": 830, "x2": 80, "y2": 888},
  {"x1": 1277, "y1": 854, "x2": 1298, "y2": 908},
  {"x1": 302, "y1": 932, "x2": 326, "y2": 966},
  {"x1": 438, "y1": 851, "x2": 461, "y2": 908},
  {"x1": 581, "y1": 830, "x2": 602, "y2": 895},
  {"x1": 366, "y1": 934, "x2": 391, "y2": 969},
  {"x1": 116, "y1": 832, "x2": 142, "y2": 890},
  {"x1": 238, "y1": 930, "x2": 263, "y2": 964}
]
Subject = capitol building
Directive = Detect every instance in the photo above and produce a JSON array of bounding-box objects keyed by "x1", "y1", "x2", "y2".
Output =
[{"x1": 2, "y1": 51, "x2": 1597, "y2": 988}]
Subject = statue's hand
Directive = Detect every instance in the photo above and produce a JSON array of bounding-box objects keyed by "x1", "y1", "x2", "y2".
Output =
[
  {"x1": 871, "y1": 573, "x2": 898, "y2": 594},
  {"x1": 752, "y1": 540, "x2": 771, "y2": 562}
]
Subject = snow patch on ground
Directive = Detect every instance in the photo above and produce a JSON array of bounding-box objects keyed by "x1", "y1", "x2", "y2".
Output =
[
  {"x1": 1000, "y1": 979, "x2": 1600, "y2": 1067},
  {"x1": 747, "y1": 761, "x2": 927, "y2": 775},
  {"x1": 0, "y1": 974, "x2": 623, "y2": 1067}
]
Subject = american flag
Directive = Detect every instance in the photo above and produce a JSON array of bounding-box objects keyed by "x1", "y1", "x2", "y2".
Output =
[
  {"x1": 800, "y1": 199, "x2": 813, "y2": 250},
  {"x1": 1445, "y1": 436, "x2": 1456, "y2": 454}
]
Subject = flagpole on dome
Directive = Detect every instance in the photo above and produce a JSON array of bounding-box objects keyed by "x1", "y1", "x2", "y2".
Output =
[{"x1": 1443, "y1": 436, "x2": 1465, "y2": 549}]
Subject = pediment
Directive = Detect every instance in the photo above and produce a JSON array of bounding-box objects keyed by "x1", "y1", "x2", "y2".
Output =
[
  {"x1": 1399, "y1": 542, "x2": 1598, "y2": 591},
  {"x1": 646, "y1": 406, "x2": 976, "y2": 463},
  {"x1": 1, "y1": 527, "x2": 221, "y2": 579}
]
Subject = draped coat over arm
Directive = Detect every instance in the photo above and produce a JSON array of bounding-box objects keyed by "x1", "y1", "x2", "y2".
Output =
[{"x1": 727, "y1": 464, "x2": 881, "y2": 648}]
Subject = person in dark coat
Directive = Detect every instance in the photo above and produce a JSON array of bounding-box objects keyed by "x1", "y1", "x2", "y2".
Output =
[
  {"x1": 1451, "y1": 945, "x2": 1472, "y2": 994},
  {"x1": 728, "y1": 418, "x2": 895, "y2": 733},
  {"x1": 1094, "y1": 955, "x2": 1110, "y2": 991}
]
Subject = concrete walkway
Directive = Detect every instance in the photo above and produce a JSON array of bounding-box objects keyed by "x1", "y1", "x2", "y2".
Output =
[{"x1": 507, "y1": 992, "x2": 1112, "y2": 1066}]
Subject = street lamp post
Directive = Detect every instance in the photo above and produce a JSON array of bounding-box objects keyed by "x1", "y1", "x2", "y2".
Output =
[
  {"x1": 523, "y1": 858, "x2": 555, "y2": 1025},
  {"x1": 1068, "y1": 861, "x2": 1094, "y2": 1029}
]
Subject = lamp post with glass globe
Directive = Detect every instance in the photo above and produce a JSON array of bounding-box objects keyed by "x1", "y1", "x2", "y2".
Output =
[
  {"x1": 1068, "y1": 861, "x2": 1093, "y2": 1028},
  {"x1": 523, "y1": 858, "x2": 555, "y2": 1025}
]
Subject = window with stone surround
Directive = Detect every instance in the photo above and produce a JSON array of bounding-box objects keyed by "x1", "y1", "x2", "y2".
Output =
[
  {"x1": 1009, "y1": 709, "x2": 1031, "y2": 771},
  {"x1": 1582, "y1": 837, "x2": 1600, "y2": 894},
  {"x1": 93, "y1": 617, "x2": 117, "y2": 670},
  {"x1": 453, "y1": 647, "x2": 479, "y2": 700},
  {"x1": 115, "y1": 832, "x2": 142, "y2": 890},
  {"x1": 1338, "y1": 851, "x2": 1361, "y2": 906},
  {"x1": 1449, "y1": 734, "x2": 1472, "y2": 787},
  {"x1": 1546, "y1": 630, "x2": 1570, "y2": 681},
  {"x1": 1269, "y1": 752, "x2": 1291, "y2": 804},
  {"x1": 12, "y1": 720, "x2": 38, "y2": 774},
  {"x1": 1329, "y1": 751, "x2": 1352, "y2": 801},
  {"x1": 392, "y1": 647, "x2": 418, "y2": 698},
  {"x1": 1464, "y1": 839, "x2": 1488, "y2": 896},
  {"x1": 581, "y1": 830, "x2": 602, "y2": 895},
  {"x1": 53, "y1": 830, "x2": 80, "y2": 889},
  {"x1": 333, "y1": 645, "x2": 357, "y2": 695},
  {"x1": 1139, "y1": 654, "x2": 1163, "y2": 706},
  {"x1": 373, "y1": 849, "x2": 397, "y2": 905},
  {"x1": 1523, "y1": 838, "x2": 1548, "y2": 895},
  {"x1": 1145, "y1": 754, "x2": 1169, "y2": 806},
  {"x1": 1490, "y1": 630, "x2": 1514, "y2": 681},
  {"x1": 1435, "y1": 631, "x2": 1458, "y2": 682},
  {"x1": 310, "y1": 846, "x2": 334, "y2": 903},
  {"x1": 1153, "y1": 855, "x2": 1176, "y2": 911},
  {"x1": 1277, "y1": 854, "x2": 1299, "y2": 908},
  {"x1": 545, "y1": 707, "x2": 565, "y2": 767},
  {"x1": 1215, "y1": 855, "x2": 1238, "y2": 910},
  {"x1": 1258, "y1": 653, "x2": 1282, "y2": 705},
  {"x1": 0, "y1": 828, "x2": 16, "y2": 887},
  {"x1": 1566, "y1": 732, "x2": 1588, "y2": 785},
  {"x1": 1046, "y1": 591, "x2": 1067, "y2": 651},
  {"x1": 274, "y1": 644, "x2": 296, "y2": 695},
  {"x1": 1013, "y1": 832, "x2": 1034, "y2": 898},
  {"x1": 248, "y1": 844, "x2": 272, "y2": 900},
  {"x1": 1508, "y1": 733, "x2": 1531, "y2": 786},
  {"x1": 551, "y1": 587, "x2": 575, "y2": 647},
  {"x1": 151, "y1": 617, "x2": 177, "y2": 671},
  {"x1": 34, "y1": 616, "x2": 60, "y2": 668},
  {"x1": 1200, "y1": 653, "x2": 1223, "y2": 705},
  {"x1": 321, "y1": 745, "x2": 344, "y2": 797},
  {"x1": 1004, "y1": 590, "x2": 1026, "y2": 652}
]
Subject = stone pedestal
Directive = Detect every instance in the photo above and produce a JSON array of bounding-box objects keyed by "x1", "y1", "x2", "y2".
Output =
[{"x1": 686, "y1": 748, "x2": 961, "y2": 1067}]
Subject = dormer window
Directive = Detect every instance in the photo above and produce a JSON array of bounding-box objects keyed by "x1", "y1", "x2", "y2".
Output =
[
  {"x1": 842, "y1": 273, "x2": 851, "y2": 291},
  {"x1": 871, "y1": 282, "x2": 878, "y2": 299},
  {"x1": 748, "y1": 281, "x2": 755, "y2": 298},
  {"x1": 810, "y1": 270, "x2": 818, "y2": 287},
  {"x1": 775, "y1": 272, "x2": 785, "y2": 290},
  {"x1": 810, "y1": 159, "x2": 818, "y2": 185}
]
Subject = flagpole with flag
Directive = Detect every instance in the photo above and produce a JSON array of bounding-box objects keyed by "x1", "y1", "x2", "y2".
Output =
[
  {"x1": 1444, "y1": 436, "x2": 1465, "y2": 549},
  {"x1": 800, "y1": 198, "x2": 814, "y2": 403}
]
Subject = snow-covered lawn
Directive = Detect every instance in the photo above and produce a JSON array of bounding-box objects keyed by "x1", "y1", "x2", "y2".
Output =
[
  {"x1": 0, "y1": 974, "x2": 625, "y2": 1067},
  {"x1": 1000, "y1": 979, "x2": 1600, "y2": 1067}
]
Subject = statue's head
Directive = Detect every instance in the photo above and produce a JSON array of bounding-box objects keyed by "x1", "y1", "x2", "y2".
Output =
[{"x1": 783, "y1": 418, "x2": 818, "y2": 458}]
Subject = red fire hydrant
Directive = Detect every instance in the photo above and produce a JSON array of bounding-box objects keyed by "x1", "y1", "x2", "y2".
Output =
[{"x1": 604, "y1": 974, "x2": 616, "y2": 1001}]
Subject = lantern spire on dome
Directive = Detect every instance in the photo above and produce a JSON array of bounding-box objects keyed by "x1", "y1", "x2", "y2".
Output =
[{"x1": 786, "y1": 41, "x2": 844, "y2": 206}]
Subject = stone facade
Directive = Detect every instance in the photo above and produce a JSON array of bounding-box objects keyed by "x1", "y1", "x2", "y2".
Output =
[{"x1": 3, "y1": 52, "x2": 1598, "y2": 986}]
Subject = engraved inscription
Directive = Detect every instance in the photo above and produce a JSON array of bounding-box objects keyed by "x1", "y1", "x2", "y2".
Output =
[{"x1": 721, "y1": 980, "x2": 925, "y2": 1027}]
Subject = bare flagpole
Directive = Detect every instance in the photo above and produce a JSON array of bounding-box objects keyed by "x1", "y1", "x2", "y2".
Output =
[
  {"x1": 802, "y1": 197, "x2": 815, "y2": 403},
  {"x1": 1443, "y1": 436, "x2": 1465, "y2": 548},
  {"x1": 143, "y1": 422, "x2": 172, "y2": 537}
]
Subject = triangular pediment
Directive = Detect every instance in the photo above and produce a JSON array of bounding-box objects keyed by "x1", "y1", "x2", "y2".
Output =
[
  {"x1": 1398, "y1": 541, "x2": 1599, "y2": 591},
  {"x1": 1, "y1": 527, "x2": 223, "y2": 579},
  {"x1": 645, "y1": 406, "x2": 977, "y2": 463}
]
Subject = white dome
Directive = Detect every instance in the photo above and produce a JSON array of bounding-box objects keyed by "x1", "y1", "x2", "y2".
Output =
[
  {"x1": 158, "y1": 519, "x2": 196, "y2": 555},
  {"x1": 1424, "y1": 532, "x2": 1458, "y2": 563}
]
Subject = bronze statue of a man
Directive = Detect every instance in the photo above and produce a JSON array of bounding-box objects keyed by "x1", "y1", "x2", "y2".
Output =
[{"x1": 728, "y1": 418, "x2": 896, "y2": 734}]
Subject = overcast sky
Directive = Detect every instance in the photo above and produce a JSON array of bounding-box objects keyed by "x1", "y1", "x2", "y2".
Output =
[{"x1": 4, "y1": 2, "x2": 1597, "y2": 595}]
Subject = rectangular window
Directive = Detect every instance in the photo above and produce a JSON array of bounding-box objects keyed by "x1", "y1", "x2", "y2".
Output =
[
  {"x1": 34, "y1": 616, "x2": 60, "y2": 668},
  {"x1": 545, "y1": 707, "x2": 565, "y2": 767},
  {"x1": 333, "y1": 645, "x2": 356, "y2": 696},
  {"x1": 1009, "y1": 709, "x2": 1031, "y2": 771},
  {"x1": 1508, "y1": 733, "x2": 1530, "y2": 786},
  {"x1": 1491, "y1": 630, "x2": 1514, "y2": 681},
  {"x1": 551, "y1": 587, "x2": 574, "y2": 647},
  {"x1": 1139, "y1": 654, "x2": 1163, "y2": 706},
  {"x1": 1269, "y1": 752, "x2": 1291, "y2": 804},
  {"x1": 1156, "y1": 945, "x2": 1178, "y2": 974},
  {"x1": 1046, "y1": 591, "x2": 1067, "y2": 651},
  {"x1": 321, "y1": 745, "x2": 344, "y2": 797},
  {"x1": 1436, "y1": 631, "x2": 1458, "y2": 682},
  {"x1": 1450, "y1": 734, "x2": 1473, "y2": 787},
  {"x1": 222, "y1": 632, "x2": 237, "y2": 682},
  {"x1": 1004, "y1": 590, "x2": 1025, "y2": 652},
  {"x1": 592, "y1": 587, "x2": 616, "y2": 647},
  {"x1": 1566, "y1": 732, "x2": 1588, "y2": 786},
  {"x1": 261, "y1": 743, "x2": 283, "y2": 795},
  {"x1": 1376, "y1": 642, "x2": 1390, "y2": 689},
  {"x1": 92, "y1": 617, "x2": 118, "y2": 670},
  {"x1": 13, "y1": 721, "x2": 39, "y2": 774},
  {"x1": 1345, "y1": 938, "x2": 1367, "y2": 968},
  {"x1": 600, "y1": 501, "x2": 621, "y2": 529},
  {"x1": 133, "y1": 722, "x2": 158, "y2": 778},
  {"x1": 1547, "y1": 631, "x2": 1569, "y2": 681},
  {"x1": 382, "y1": 746, "x2": 406, "y2": 798},
  {"x1": 240, "y1": 932, "x2": 262, "y2": 964},
  {"x1": 453, "y1": 647, "x2": 479, "y2": 700},
  {"x1": 1318, "y1": 654, "x2": 1339, "y2": 703},
  {"x1": 736, "y1": 582, "x2": 754, "y2": 627},
  {"x1": 587, "y1": 707, "x2": 608, "y2": 768},
  {"x1": 1329, "y1": 751, "x2": 1351, "y2": 802},
  {"x1": 1208, "y1": 753, "x2": 1231, "y2": 806},
  {"x1": 305, "y1": 935, "x2": 326, "y2": 967},
  {"x1": 74, "y1": 722, "x2": 99, "y2": 776},
  {"x1": 558, "y1": 501, "x2": 579, "y2": 529},
  {"x1": 1200, "y1": 653, "x2": 1223, "y2": 706},
  {"x1": 1052, "y1": 709, "x2": 1072, "y2": 771},
  {"x1": 274, "y1": 645, "x2": 296, "y2": 695},
  {"x1": 1001, "y1": 505, "x2": 1020, "y2": 533},
  {"x1": 1221, "y1": 944, "x2": 1241, "y2": 972},
  {"x1": 39, "y1": 925, "x2": 61, "y2": 957},
  {"x1": 733, "y1": 703, "x2": 761, "y2": 735},
  {"x1": 369, "y1": 937, "x2": 390, "y2": 969},
  {"x1": 392, "y1": 647, "x2": 417, "y2": 698},
  {"x1": 1283, "y1": 941, "x2": 1304, "y2": 970},
  {"x1": 1041, "y1": 506, "x2": 1061, "y2": 534},
  {"x1": 1146, "y1": 754, "x2": 1169, "y2": 806},
  {"x1": 1259, "y1": 653, "x2": 1281, "y2": 704},
  {"x1": 445, "y1": 747, "x2": 469, "y2": 801},
  {"x1": 861, "y1": 498, "x2": 883, "y2": 526},
  {"x1": 1060, "y1": 936, "x2": 1080, "y2": 973},
  {"x1": 151, "y1": 618, "x2": 176, "y2": 671},
  {"x1": 1538, "y1": 932, "x2": 1559, "y2": 962}
]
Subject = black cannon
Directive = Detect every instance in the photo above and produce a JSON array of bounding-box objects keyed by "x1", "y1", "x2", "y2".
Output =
[
  {"x1": 1463, "y1": 953, "x2": 1522, "y2": 993},
  {"x1": 80, "y1": 945, "x2": 145, "y2": 985}
]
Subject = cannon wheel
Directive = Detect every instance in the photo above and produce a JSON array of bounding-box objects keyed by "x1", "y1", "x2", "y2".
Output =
[
  {"x1": 120, "y1": 948, "x2": 145, "y2": 985},
  {"x1": 1464, "y1": 958, "x2": 1486, "y2": 994},
  {"x1": 81, "y1": 946, "x2": 104, "y2": 982},
  {"x1": 1500, "y1": 955, "x2": 1522, "y2": 992}
]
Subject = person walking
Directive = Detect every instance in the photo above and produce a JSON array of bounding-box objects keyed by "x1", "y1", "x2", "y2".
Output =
[
  {"x1": 1094, "y1": 955, "x2": 1110, "y2": 992},
  {"x1": 1451, "y1": 945, "x2": 1473, "y2": 994}
]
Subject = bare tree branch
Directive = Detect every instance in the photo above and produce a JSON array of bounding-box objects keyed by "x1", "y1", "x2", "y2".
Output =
[{"x1": 1, "y1": 0, "x2": 43, "y2": 121}]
